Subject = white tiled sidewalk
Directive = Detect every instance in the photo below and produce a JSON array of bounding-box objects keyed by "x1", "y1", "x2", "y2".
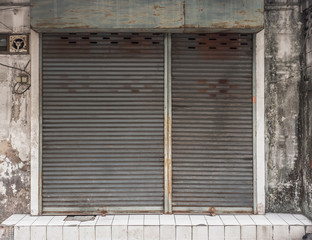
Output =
[{"x1": 1, "y1": 213, "x2": 312, "y2": 240}]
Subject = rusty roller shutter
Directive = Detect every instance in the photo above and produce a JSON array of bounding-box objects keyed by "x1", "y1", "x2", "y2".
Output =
[
  {"x1": 42, "y1": 33, "x2": 164, "y2": 214},
  {"x1": 171, "y1": 33, "x2": 253, "y2": 213}
]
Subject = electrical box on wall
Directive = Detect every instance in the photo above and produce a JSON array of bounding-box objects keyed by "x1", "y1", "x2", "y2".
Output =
[{"x1": 9, "y1": 35, "x2": 28, "y2": 53}]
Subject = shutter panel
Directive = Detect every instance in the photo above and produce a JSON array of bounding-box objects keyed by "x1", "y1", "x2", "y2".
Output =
[
  {"x1": 42, "y1": 33, "x2": 164, "y2": 214},
  {"x1": 171, "y1": 33, "x2": 253, "y2": 213}
]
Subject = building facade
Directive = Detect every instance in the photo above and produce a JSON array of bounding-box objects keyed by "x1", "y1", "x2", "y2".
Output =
[{"x1": 0, "y1": 0, "x2": 311, "y2": 227}]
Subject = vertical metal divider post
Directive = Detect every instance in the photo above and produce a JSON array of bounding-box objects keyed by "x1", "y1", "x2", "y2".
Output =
[
  {"x1": 252, "y1": 34, "x2": 257, "y2": 214},
  {"x1": 164, "y1": 33, "x2": 172, "y2": 214},
  {"x1": 39, "y1": 33, "x2": 43, "y2": 214}
]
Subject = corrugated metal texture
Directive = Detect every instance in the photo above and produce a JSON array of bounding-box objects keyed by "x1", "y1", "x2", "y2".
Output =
[
  {"x1": 171, "y1": 33, "x2": 253, "y2": 213},
  {"x1": 30, "y1": 0, "x2": 263, "y2": 33},
  {"x1": 41, "y1": 33, "x2": 164, "y2": 214}
]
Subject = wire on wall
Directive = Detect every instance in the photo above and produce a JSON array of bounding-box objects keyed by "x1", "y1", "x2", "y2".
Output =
[
  {"x1": 0, "y1": 60, "x2": 31, "y2": 94},
  {"x1": 0, "y1": 62, "x2": 30, "y2": 76},
  {"x1": 13, "y1": 82, "x2": 30, "y2": 94}
]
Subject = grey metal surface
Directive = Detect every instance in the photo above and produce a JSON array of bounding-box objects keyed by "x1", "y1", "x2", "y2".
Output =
[
  {"x1": 41, "y1": 33, "x2": 164, "y2": 214},
  {"x1": 171, "y1": 33, "x2": 253, "y2": 213},
  {"x1": 164, "y1": 33, "x2": 172, "y2": 214},
  {"x1": 30, "y1": 0, "x2": 263, "y2": 33}
]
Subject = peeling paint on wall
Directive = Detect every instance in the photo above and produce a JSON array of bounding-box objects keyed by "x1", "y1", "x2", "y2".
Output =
[
  {"x1": 0, "y1": 141, "x2": 22, "y2": 165},
  {"x1": 0, "y1": 3, "x2": 31, "y2": 223},
  {"x1": 0, "y1": 140, "x2": 30, "y2": 223}
]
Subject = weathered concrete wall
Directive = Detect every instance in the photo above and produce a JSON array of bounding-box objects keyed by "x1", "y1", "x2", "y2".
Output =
[
  {"x1": 264, "y1": 0, "x2": 303, "y2": 213},
  {"x1": 0, "y1": 1, "x2": 31, "y2": 223},
  {"x1": 301, "y1": 1, "x2": 312, "y2": 220}
]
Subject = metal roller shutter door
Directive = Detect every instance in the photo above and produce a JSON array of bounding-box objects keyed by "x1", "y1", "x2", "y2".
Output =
[
  {"x1": 42, "y1": 33, "x2": 164, "y2": 214},
  {"x1": 172, "y1": 33, "x2": 254, "y2": 213}
]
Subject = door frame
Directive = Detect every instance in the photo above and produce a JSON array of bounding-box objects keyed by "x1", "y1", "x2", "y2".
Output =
[{"x1": 30, "y1": 30, "x2": 265, "y2": 215}]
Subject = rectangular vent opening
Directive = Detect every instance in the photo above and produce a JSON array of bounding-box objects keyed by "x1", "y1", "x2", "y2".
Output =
[
  {"x1": 68, "y1": 41, "x2": 76, "y2": 44},
  {"x1": 132, "y1": 42, "x2": 139, "y2": 44},
  {"x1": 61, "y1": 37, "x2": 68, "y2": 39},
  {"x1": 90, "y1": 41, "x2": 97, "y2": 44},
  {"x1": 188, "y1": 46, "x2": 196, "y2": 49},
  {"x1": 103, "y1": 37, "x2": 110, "y2": 39},
  {"x1": 188, "y1": 38, "x2": 196, "y2": 40},
  {"x1": 0, "y1": 35, "x2": 8, "y2": 52},
  {"x1": 90, "y1": 33, "x2": 98, "y2": 35},
  {"x1": 82, "y1": 37, "x2": 89, "y2": 40},
  {"x1": 124, "y1": 37, "x2": 131, "y2": 40},
  {"x1": 111, "y1": 42, "x2": 118, "y2": 44},
  {"x1": 152, "y1": 42, "x2": 160, "y2": 44}
]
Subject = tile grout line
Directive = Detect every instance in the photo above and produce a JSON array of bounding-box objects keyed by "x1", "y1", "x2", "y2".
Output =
[
  {"x1": 174, "y1": 215, "x2": 177, "y2": 240},
  {"x1": 189, "y1": 215, "x2": 193, "y2": 240},
  {"x1": 93, "y1": 215, "x2": 100, "y2": 240},
  {"x1": 233, "y1": 215, "x2": 242, "y2": 240},
  {"x1": 13, "y1": 215, "x2": 28, "y2": 226},
  {"x1": 30, "y1": 216, "x2": 40, "y2": 240},
  {"x1": 219, "y1": 215, "x2": 226, "y2": 240},
  {"x1": 127, "y1": 215, "x2": 129, "y2": 240},
  {"x1": 263, "y1": 215, "x2": 276, "y2": 240},
  {"x1": 143, "y1": 215, "x2": 145, "y2": 240},
  {"x1": 110, "y1": 215, "x2": 115, "y2": 240},
  {"x1": 45, "y1": 216, "x2": 54, "y2": 240},
  {"x1": 293, "y1": 214, "x2": 309, "y2": 225},
  {"x1": 249, "y1": 215, "x2": 257, "y2": 225},
  {"x1": 62, "y1": 217, "x2": 65, "y2": 240},
  {"x1": 159, "y1": 215, "x2": 161, "y2": 240}
]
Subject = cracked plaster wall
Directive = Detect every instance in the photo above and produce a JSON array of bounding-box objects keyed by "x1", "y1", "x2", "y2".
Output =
[
  {"x1": 300, "y1": 0, "x2": 312, "y2": 220},
  {"x1": 265, "y1": 0, "x2": 304, "y2": 213},
  {"x1": 0, "y1": 0, "x2": 30, "y2": 223},
  {"x1": 265, "y1": 0, "x2": 312, "y2": 219}
]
